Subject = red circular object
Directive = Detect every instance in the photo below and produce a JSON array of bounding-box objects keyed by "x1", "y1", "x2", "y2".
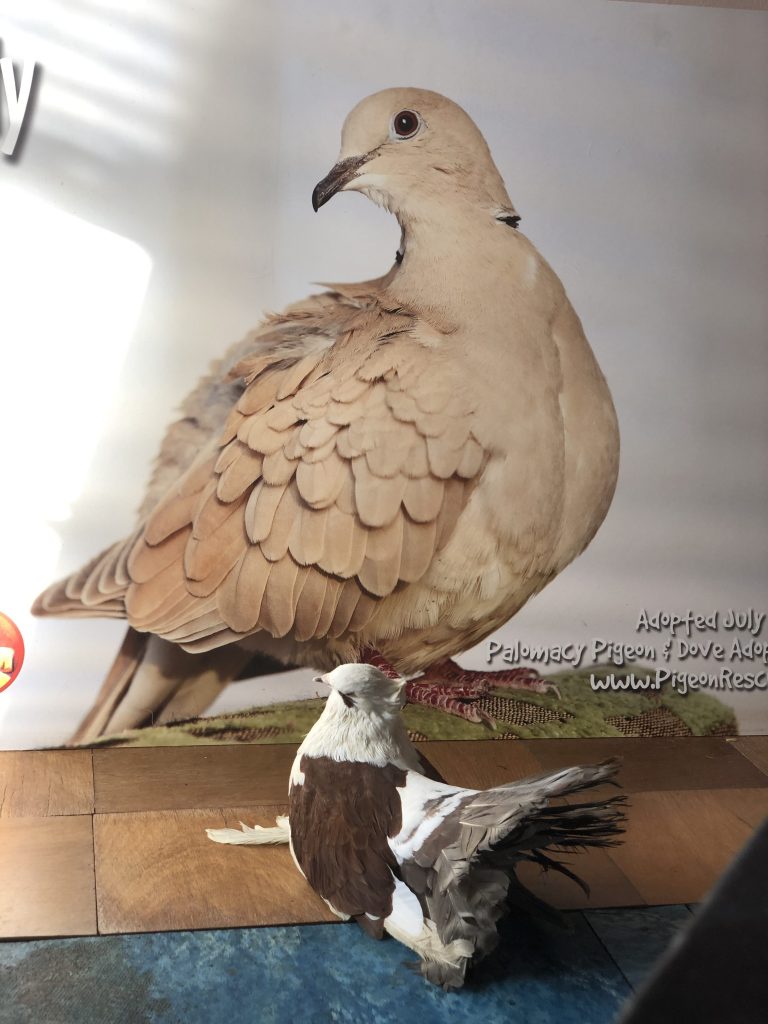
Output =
[{"x1": 0, "y1": 612, "x2": 25, "y2": 693}]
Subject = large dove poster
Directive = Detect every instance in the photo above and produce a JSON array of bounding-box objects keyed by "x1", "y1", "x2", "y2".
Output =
[{"x1": 0, "y1": 0, "x2": 766, "y2": 749}]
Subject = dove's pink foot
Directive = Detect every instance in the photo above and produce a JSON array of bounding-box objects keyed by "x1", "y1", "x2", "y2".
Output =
[
  {"x1": 357, "y1": 650, "x2": 560, "y2": 726},
  {"x1": 421, "y1": 658, "x2": 560, "y2": 697}
]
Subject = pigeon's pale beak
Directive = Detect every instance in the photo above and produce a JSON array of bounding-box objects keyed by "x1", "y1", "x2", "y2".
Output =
[
  {"x1": 313, "y1": 674, "x2": 330, "y2": 685},
  {"x1": 312, "y1": 154, "x2": 368, "y2": 211}
]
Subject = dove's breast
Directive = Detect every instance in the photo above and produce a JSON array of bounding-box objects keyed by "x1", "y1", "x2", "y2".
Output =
[
  {"x1": 460, "y1": 248, "x2": 618, "y2": 572},
  {"x1": 377, "y1": 247, "x2": 618, "y2": 667},
  {"x1": 548, "y1": 294, "x2": 619, "y2": 572}
]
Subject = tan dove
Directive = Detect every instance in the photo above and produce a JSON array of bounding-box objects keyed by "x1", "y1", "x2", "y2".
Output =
[{"x1": 33, "y1": 88, "x2": 619, "y2": 742}]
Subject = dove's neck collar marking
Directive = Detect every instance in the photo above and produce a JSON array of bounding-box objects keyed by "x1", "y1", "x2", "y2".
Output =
[
  {"x1": 394, "y1": 207, "x2": 519, "y2": 267},
  {"x1": 497, "y1": 211, "x2": 521, "y2": 229},
  {"x1": 385, "y1": 197, "x2": 529, "y2": 323},
  {"x1": 295, "y1": 690, "x2": 422, "y2": 772}
]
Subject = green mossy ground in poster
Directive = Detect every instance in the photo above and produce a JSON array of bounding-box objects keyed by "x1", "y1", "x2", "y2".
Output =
[{"x1": 83, "y1": 664, "x2": 736, "y2": 747}]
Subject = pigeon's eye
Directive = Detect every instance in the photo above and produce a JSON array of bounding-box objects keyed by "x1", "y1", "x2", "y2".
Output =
[{"x1": 392, "y1": 110, "x2": 421, "y2": 139}]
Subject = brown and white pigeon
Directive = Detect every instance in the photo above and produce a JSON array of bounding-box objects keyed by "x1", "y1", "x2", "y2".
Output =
[
  {"x1": 33, "y1": 87, "x2": 619, "y2": 741},
  {"x1": 207, "y1": 663, "x2": 625, "y2": 989}
]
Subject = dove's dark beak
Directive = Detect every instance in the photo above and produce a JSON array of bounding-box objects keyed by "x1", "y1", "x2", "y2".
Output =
[{"x1": 312, "y1": 154, "x2": 368, "y2": 211}]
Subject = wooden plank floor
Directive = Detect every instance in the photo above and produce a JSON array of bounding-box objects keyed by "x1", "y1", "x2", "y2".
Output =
[{"x1": 1, "y1": 736, "x2": 766, "y2": 939}]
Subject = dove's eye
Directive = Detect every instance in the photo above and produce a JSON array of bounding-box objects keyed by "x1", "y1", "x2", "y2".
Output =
[{"x1": 392, "y1": 110, "x2": 421, "y2": 139}]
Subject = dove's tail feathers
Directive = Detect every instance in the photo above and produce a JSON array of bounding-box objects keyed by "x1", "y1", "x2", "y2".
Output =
[
  {"x1": 68, "y1": 629, "x2": 270, "y2": 745},
  {"x1": 31, "y1": 534, "x2": 140, "y2": 620}
]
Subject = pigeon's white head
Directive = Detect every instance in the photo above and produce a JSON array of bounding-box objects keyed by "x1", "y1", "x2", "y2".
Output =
[
  {"x1": 300, "y1": 663, "x2": 419, "y2": 769},
  {"x1": 312, "y1": 87, "x2": 514, "y2": 224},
  {"x1": 314, "y1": 663, "x2": 406, "y2": 717}
]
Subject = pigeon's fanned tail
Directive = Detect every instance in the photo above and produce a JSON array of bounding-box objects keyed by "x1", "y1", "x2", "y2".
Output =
[
  {"x1": 492, "y1": 791, "x2": 627, "y2": 898},
  {"x1": 466, "y1": 758, "x2": 626, "y2": 885},
  {"x1": 403, "y1": 759, "x2": 626, "y2": 989}
]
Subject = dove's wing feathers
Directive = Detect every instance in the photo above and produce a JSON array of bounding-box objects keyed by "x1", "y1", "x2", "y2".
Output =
[
  {"x1": 36, "y1": 295, "x2": 484, "y2": 656},
  {"x1": 32, "y1": 289, "x2": 353, "y2": 619}
]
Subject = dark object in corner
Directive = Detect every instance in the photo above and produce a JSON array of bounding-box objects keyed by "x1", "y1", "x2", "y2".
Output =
[{"x1": 619, "y1": 818, "x2": 768, "y2": 1024}]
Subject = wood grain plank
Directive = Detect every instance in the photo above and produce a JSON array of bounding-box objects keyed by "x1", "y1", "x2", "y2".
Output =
[
  {"x1": 719, "y1": 787, "x2": 768, "y2": 830},
  {"x1": 414, "y1": 739, "x2": 544, "y2": 789},
  {"x1": 92, "y1": 745, "x2": 296, "y2": 812},
  {"x1": 731, "y1": 736, "x2": 768, "y2": 778},
  {"x1": 0, "y1": 750, "x2": 94, "y2": 818},
  {"x1": 527, "y1": 737, "x2": 766, "y2": 792},
  {"x1": 90, "y1": 737, "x2": 766, "y2": 817},
  {"x1": 517, "y1": 846, "x2": 646, "y2": 910},
  {"x1": 93, "y1": 805, "x2": 337, "y2": 933},
  {"x1": 0, "y1": 816, "x2": 97, "y2": 937},
  {"x1": 605, "y1": 789, "x2": 768, "y2": 905}
]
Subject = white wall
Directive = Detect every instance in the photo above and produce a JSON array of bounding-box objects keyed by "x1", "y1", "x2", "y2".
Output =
[{"x1": 1, "y1": 0, "x2": 766, "y2": 746}]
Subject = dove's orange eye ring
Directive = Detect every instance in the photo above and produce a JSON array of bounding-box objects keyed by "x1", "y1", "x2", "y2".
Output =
[{"x1": 392, "y1": 110, "x2": 421, "y2": 139}]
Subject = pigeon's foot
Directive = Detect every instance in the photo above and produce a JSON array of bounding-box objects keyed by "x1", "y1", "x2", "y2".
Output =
[{"x1": 357, "y1": 650, "x2": 560, "y2": 726}]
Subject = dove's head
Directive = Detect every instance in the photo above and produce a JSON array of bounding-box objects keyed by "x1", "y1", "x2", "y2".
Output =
[
  {"x1": 314, "y1": 663, "x2": 406, "y2": 718},
  {"x1": 312, "y1": 87, "x2": 514, "y2": 223}
]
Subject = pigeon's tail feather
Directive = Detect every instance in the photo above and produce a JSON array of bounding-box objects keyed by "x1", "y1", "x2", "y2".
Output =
[
  {"x1": 471, "y1": 757, "x2": 623, "y2": 815},
  {"x1": 479, "y1": 759, "x2": 627, "y2": 897},
  {"x1": 410, "y1": 759, "x2": 625, "y2": 987},
  {"x1": 408, "y1": 956, "x2": 469, "y2": 992},
  {"x1": 516, "y1": 792, "x2": 627, "y2": 854},
  {"x1": 401, "y1": 927, "x2": 474, "y2": 991},
  {"x1": 459, "y1": 758, "x2": 624, "y2": 843},
  {"x1": 207, "y1": 816, "x2": 290, "y2": 846},
  {"x1": 491, "y1": 758, "x2": 626, "y2": 852}
]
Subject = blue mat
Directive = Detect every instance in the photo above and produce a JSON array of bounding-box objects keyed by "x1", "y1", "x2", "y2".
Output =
[{"x1": 0, "y1": 908, "x2": 689, "y2": 1024}]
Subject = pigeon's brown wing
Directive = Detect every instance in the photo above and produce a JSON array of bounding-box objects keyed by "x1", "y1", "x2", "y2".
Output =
[
  {"x1": 39, "y1": 303, "x2": 486, "y2": 653},
  {"x1": 289, "y1": 756, "x2": 407, "y2": 936}
]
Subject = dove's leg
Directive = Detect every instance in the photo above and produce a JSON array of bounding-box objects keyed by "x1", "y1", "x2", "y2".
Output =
[
  {"x1": 358, "y1": 648, "x2": 556, "y2": 725},
  {"x1": 409, "y1": 660, "x2": 561, "y2": 724},
  {"x1": 358, "y1": 648, "x2": 560, "y2": 725},
  {"x1": 421, "y1": 659, "x2": 560, "y2": 697},
  {"x1": 359, "y1": 648, "x2": 489, "y2": 723},
  {"x1": 70, "y1": 630, "x2": 296, "y2": 745},
  {"x1": 362, "y1": 649, "x2": 406, "y2": 680},
  {"x1": 403, "y1": 680, "x2": 497, "y2": 726}
]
